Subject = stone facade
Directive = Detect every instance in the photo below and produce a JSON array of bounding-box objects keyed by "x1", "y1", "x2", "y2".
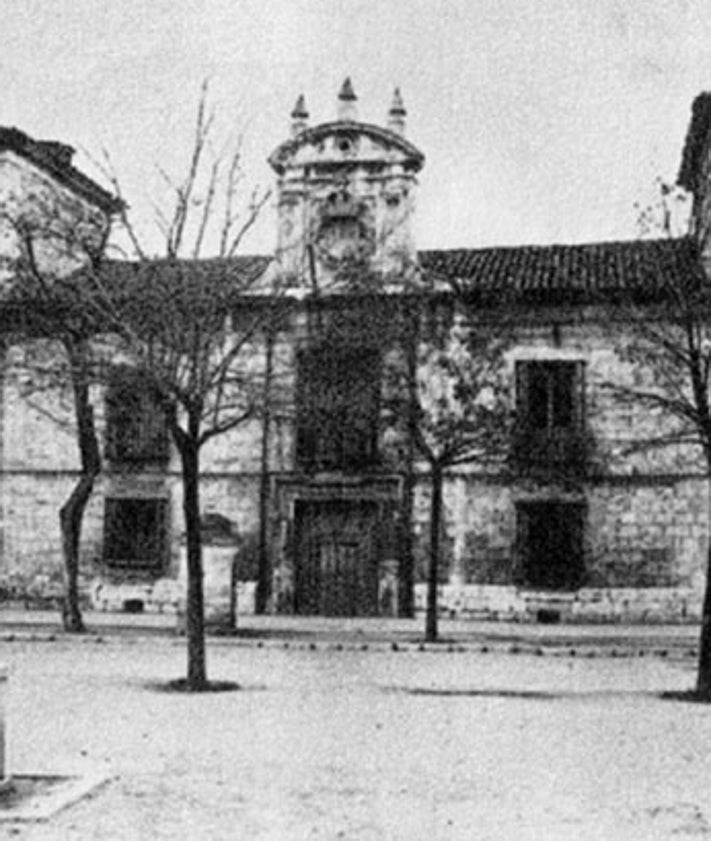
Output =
[{"x1": 1, "y1": 87, "x2": 711, "y2": 623}]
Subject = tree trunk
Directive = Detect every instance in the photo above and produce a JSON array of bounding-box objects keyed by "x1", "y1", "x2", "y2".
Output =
[
  {"x1": 398, "y1": 463, "x2": 416, "y2": 618},
  {"x1": 178, "y1": 430, "x2": 207, "y2": 690},
  {"x1": 59, "y1": 342, "x2": 101, "y2": 633},
  {"x1": 256, "y1": 324, "x2": 275, "y2": 615},
  {"x1": 697, "y1": 474, "x2": 711, "y2": 698},
  {"x1": 425, "y1": 462, "x2": 443, "y2": 642},
  {"x1": 398, "y1": 306, "x2": 418, "y2": 618},
  {"x1": 59, "y1": 475, "x2": 93, "y2": 633}
]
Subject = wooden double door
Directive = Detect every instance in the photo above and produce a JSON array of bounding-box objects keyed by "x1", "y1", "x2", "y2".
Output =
[{"x1": 293, "y1": 500, "x2": 381, "y2": 616}]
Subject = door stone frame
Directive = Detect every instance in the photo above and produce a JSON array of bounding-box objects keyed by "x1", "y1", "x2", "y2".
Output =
[{"x1": 270, "y1": 474, "x2": 402, "y2": 613}]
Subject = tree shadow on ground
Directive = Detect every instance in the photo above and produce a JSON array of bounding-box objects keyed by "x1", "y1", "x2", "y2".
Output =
[
  {"x1": 403, "y1": 688, "x2": 554, "y2": 699},
  {"x1": 659, "y1": 690, "x2": 711, "y2": 704},
  {"x1": 142, "y1": 679, "x2": 244, "y2": 694},
  {"x1": 391, "y1": 687, "x2": 709, "y2": 702}
]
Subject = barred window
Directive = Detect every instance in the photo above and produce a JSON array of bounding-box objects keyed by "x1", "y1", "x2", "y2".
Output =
[
  {"x1": 103, "y1": 497, "x2": 167, "y2": 573},
  {"x1": 105, "y1": 368, "x2": 169, "y2": 463}
]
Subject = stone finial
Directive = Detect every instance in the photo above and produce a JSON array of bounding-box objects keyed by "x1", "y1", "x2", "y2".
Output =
[
  {"x1": 337, "y1": 77, "x2": 358, "y2": 121},
  {"x1": 387, "y1": 88, "x2": 406, "y2": 134},
  {"x1": 291, "y1": 94, "x2": 309, "y2": 136}
]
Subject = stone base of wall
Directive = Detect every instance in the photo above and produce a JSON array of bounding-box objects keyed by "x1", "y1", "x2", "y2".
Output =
[
  {"x1": 90, "y1": 578, "x2": 256, "y2": 621},
  {"x1": 413, "y1": 584, "x2": 701, "y2": 623},
  {"x1": 34, "y1": 576, "x2": 703, "y2": 625},
  {"x1": 90, "y1": 578, "x2": 181, "y2": 614}
]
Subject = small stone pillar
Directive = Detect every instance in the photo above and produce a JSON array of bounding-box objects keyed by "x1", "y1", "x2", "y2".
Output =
[
  {"x1": 0, "y1": 666, "x2": 8, "y2": 787},
  {"x1": 176, "y1": 515, "x2": 241, "y2": 631}
]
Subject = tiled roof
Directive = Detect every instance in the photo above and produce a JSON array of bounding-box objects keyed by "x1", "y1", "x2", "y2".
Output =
[
  {"x1": 417, "y1": 237, "x2": 701, "y2": 304},
  {"x1": 678, "y1": 93, "x2": 711, "y2": 193},
  {"x1": 0, "y1": 126, "x2": 123, "y2": 214},
  {"x1": 98, "y1": 239, "x2": 699, "y2": 307},
  {"x1": 102, "y1": 255, "x2": 272, "y2": 291}
]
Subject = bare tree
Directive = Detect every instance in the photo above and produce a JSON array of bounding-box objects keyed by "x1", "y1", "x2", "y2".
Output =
[
  {"x1": 81, "y1": 83, "x2": 275, "y2": 689},
  {"x1": 603, "y1": 181, "x2": 711, "y2": 698},
  {"x1": 4, "y1": 84, "x2": 273, "y2": 684},
  {"x1": 93, "y1": 262, "x2": 276, "y2": 689},
  {"x1": 391, "y1": 298, "x2": 512, "y2": 641},
  {"x1": 5, "y1": 188, "x2": 112, "y2": 632}
]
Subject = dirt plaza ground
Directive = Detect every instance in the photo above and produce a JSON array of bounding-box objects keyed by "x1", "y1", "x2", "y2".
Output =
[{"x1": 0, "y1": 615, "x2": 710, "y2": 840}]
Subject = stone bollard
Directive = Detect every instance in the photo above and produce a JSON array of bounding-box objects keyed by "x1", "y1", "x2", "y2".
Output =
[{"x1": 0, "y1": 666, "x2": 8, "y2": 789}]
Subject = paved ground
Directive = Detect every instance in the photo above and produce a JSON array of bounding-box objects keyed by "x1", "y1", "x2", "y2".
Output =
[{"x1": 0, "y1": 616, "x2": 708, "y2": 840}]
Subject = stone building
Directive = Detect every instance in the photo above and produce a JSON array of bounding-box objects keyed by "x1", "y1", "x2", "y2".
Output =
[{"x1": 1, "y1": 82, "x2": 711, "y2": 623}]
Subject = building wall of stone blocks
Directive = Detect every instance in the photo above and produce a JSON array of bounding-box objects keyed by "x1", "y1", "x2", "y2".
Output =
[
  {"x1": 586, "y1": 479, "x2": 708, "y2": 590},
  {"x1": 0, "y1": 151, "x2": 109, "y2": 287},
  {"x1": 1, "y1": 474, "x2": 77, "y2": 576},
  {"x1": 188, "y1": 474, "x2": 261, "y2": 543},
  {"x1": 406, "y1": 470, "x2": 709, "y2": 621},
  {"x1": 2, "y1": 345, "x2": 84, "y2": 473},
  {"x1": 2, "y1": 298, "x2": 710, "y2": 621},
  {"x1": 411, "y1": 477, "x2": 514, "y2": 585},
  {"x1": 500, "y1": 315, "x2": 705, "y2": 476},
  {"x1": 412, "y1": 583, "x2": 701, "y2": 623}
]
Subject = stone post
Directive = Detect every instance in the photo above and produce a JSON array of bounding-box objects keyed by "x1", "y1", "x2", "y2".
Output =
[{"x1": 0, "y1": 666, "x2": 7, "y2": 787}]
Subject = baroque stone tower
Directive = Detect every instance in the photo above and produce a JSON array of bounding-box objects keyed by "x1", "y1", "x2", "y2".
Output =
[{"x1": 268, "y1": 79, "x2": 425, "y2": 289}]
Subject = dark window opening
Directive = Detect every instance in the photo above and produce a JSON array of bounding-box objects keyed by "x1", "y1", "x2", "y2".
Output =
[
  {"x1": 296, "y1": 346, "x2": 381, "y2": 472},
  {"x1": 105, "y1": 369, "x2": 169, "y2": 463},
  {"x1": 522, "y1": 361, "x2": 578, "y2": 430},
  {"x1": 104, "y1": 497, "x2": 167, "y2": 574},
  {"x1": 516, "y1": 501, "x2": 585, "y2": 591},
  {"x1": 513, "y1": 360, "x2": 587, "y2": 474}
]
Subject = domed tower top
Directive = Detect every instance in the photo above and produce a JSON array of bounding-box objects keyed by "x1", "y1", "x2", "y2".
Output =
[{"x1": 269, "y1": 81, "x2": 424, "y2": 290}]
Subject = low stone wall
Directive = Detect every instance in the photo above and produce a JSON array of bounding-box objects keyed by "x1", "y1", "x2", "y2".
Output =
[{"x1": 413, "y1": 583, "x2": 702, "y2": 623}]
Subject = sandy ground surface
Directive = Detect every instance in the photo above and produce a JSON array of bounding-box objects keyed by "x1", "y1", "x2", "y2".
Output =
[{"x1": 0, "y1": 631, "x2": 709, "y2": 840}]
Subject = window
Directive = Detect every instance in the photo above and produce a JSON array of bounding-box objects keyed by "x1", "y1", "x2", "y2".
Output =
[
  {"x1": 105, "y1": 369, "x2": 169, "y2": 463},
  {"x1": 103, "y1": 497, "x2": 167, "y2": 573},
  {"x1": 516, "y1": 501, "x2": 585, "y2": 590},
  {"x1": 517, "y1": 360, "x2": 580, "y2": 430},
  {"x1": 513, "y1": 360, "x2": 587, "y2": 474},
  {"x1": 296, "y1": 345, "x2": 380, "y2": 471}
]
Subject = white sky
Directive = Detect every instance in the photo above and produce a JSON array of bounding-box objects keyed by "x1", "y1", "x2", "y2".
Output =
[{"x1": 3, "y1": 0, "x2": 711, "y2": 255}]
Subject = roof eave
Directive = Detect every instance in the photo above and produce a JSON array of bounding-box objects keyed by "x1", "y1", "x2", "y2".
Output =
[{"x1": 0, "y1": 126, "x2": 124, "y2": 215}]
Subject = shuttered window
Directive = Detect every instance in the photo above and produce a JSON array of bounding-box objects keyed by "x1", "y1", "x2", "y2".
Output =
[
  {"x1": 513, "y1": 360, "x2": 588, "y2": 475},
  {"x1": 296, "y1": 345, "x2": 381, "y2": 471},
  {"x1": 515, "y1": 360, "x2": 585, "y2": 431}
]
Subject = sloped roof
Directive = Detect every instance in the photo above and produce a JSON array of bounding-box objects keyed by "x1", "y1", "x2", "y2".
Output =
[
  {"x1": 0, "y1": 126, "x2": 123, "y2": 214},
  {"x1": 418, "y1": 237, "x2": 701, "y2": 305},
  {"x1": 678, "y1": 93, "x2": 711, "y2": 193},
  {"x1": 101, "y1": 254, "x2": 272, "y2": 292},
  {"x1": 94, "y1": 239, "x2": 699, "y2": 308}
]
